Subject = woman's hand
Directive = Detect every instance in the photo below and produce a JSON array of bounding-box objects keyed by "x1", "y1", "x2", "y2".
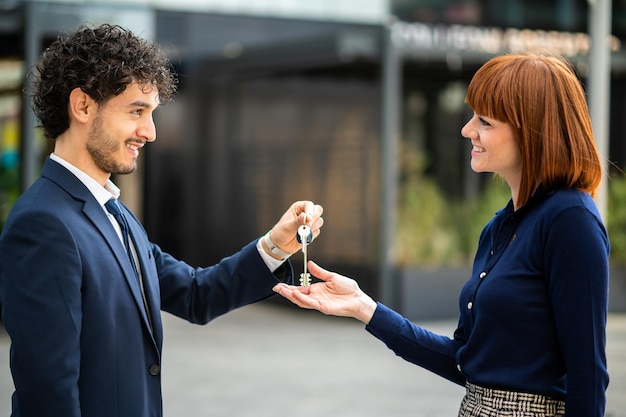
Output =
[{"x1": 273, "y1": 261, "x2": 377, "y2": 324}]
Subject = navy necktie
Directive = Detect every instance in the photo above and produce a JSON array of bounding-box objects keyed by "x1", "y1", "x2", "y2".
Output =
[
  {"x1": 105, "y1": 199, "x2": 139, "y2": 280},
  {"x1": 105, "y1": 199, "x2": 153, "y2": 329}
]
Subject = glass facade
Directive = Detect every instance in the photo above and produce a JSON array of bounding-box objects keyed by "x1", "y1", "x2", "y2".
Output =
[
  {"x1": 2, "y1": 0, "x2": 626, "y2": 287},
  {"x1": 391, "y1": 0, "x2": 626, "y2": 39}
]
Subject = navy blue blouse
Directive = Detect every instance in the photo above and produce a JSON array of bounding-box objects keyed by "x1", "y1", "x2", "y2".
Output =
[{"x1": 366, "y1": 187, "x2": 609, "y2": 417}]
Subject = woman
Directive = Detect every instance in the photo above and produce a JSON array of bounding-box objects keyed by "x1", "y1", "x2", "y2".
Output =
[{"x1": 273, "y1": 52, "x2": 609, "y2": 417}]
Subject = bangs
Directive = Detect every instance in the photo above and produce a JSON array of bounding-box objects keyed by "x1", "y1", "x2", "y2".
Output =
[{"x1": 464, "y1": 55, "x2": 523, "y2": 128}]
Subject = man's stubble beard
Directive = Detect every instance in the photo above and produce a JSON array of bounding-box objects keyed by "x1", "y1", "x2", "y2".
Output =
[{"x1": 86, "y1": 114, "x2": 137, "y2": 176}]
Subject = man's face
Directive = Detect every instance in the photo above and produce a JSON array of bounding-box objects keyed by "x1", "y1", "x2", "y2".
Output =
[{"x1": 86, "y1": 82, "x2": 159, "y2": 176}]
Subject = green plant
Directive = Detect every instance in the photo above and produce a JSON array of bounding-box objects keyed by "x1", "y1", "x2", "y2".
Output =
[
  {"x1": 397, "y1": 163, "x2": 626, "y2": 267},
  {"x1": 395, "y1": 164, "x2": 461, "y2": 267},
  {"x1": 449, "y1": 178, "x2": 510, "y2": 262},
  {"x1": 0, "y1": 165, "x2": 19, "y2": 231},
  {"x1": 396, "y1": 173, "x2": 510, "y2": 267},
  {"x1": 607, "y1": 173, "x2": 626, "y2": 265}
]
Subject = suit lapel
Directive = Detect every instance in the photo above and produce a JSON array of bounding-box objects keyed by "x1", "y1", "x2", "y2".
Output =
[
  {"x1": 41, "y1": 158, "x2": 158, "y2": 343},
  {"x1": 85, "y1": 202, "x2": 153, "y2": 329},
  {"x1": 124, "y1": 215, "x2": 163, "y2": 346}
]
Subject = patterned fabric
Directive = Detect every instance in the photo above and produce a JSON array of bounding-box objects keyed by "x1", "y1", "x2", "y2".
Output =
[{"x1": 458, "y1": 382, "x2": 565, "y2": 417}]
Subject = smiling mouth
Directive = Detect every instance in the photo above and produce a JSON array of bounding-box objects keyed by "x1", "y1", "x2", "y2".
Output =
[
  {"x1": 126, "y1": 140, "x2": 145, "y2": 152},
  {"x1": 472, "y1": 145, "x2": 486, "y2": 153}
]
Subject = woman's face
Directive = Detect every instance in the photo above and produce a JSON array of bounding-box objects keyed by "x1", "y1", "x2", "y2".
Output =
[{"x1": 461, "y1": 112, "x2": 522, "y2": 188}]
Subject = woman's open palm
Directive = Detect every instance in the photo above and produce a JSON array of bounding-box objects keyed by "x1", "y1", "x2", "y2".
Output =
[{"x1": 273, "y1": 261, "x2": 377, "y2": 323}]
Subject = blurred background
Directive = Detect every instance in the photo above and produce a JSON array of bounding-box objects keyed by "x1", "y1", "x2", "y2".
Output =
[
  {"x1": 1, "y1": 1, "x2": 626, "y2": 416},
  {"x1": 1, "y1": 0, "x2": 626, "y2": 316}
]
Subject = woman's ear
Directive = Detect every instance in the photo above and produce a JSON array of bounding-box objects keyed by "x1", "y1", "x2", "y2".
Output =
[{"x1": 68, "y1": 87, "x2": 95, "y2": 124}]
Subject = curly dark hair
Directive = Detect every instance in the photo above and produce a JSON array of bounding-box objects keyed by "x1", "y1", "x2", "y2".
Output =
[{"x1": 31, "y1": 23, "x2": 177, "y2": 140}]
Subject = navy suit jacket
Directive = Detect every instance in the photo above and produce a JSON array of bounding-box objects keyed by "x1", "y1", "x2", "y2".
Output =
[{"x1": 0, "y1": 157, "x2": 293, "y2": 417}]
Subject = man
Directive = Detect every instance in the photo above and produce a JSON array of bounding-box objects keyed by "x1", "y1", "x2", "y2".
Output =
[{"x1": 0, "y1": 23, "x2": 323, "y2": 417}]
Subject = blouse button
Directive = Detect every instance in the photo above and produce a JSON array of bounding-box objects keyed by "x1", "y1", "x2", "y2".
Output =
[
  {"x1": 479, "y1": 272, "x2": 486, "y2": 279},
  {"x1": 467, "y1": 301, "x2": 473, "y2": 310}
]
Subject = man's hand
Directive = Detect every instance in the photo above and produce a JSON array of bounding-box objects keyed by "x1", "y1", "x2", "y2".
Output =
[{"x1": 262, "y1": 201, "x2": 323, "y2": 259}]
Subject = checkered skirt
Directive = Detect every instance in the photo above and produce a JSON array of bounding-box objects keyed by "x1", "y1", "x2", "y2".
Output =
[{"x1": 458, "y1": 382, "x2": 565, "y2": 417}]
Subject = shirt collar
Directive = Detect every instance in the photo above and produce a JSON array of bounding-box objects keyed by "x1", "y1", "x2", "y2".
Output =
[
  {"x1": 49, "y1": 153, "x2": 121, "y2": 205},
  {"x1": 495, "y1": 184, "x2": 556, "y2": 217}
]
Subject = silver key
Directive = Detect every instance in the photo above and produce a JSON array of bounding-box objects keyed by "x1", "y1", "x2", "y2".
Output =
[{"x1": 297, "y1": 225, "x2": 312, "y2": 286}]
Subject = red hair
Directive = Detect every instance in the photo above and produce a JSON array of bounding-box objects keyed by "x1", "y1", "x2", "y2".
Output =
[{"x1": 465, "y1": 52, "x2": 602, "y2": 208}]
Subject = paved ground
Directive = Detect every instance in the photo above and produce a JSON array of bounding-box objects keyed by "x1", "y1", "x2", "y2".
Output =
[{"x1": 0, "y1": 301, "x2": 624, "y2": 416}]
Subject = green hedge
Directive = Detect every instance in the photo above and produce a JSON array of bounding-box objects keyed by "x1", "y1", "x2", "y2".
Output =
[
  {"x1": 397, "y1": 170, "x2": 626, "y2": 267},
  {"x1": 607, "y1": 174, "x2": 626, "y2": 265}
]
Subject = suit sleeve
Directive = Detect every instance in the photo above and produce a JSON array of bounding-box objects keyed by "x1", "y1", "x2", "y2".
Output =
[
  {"x1": 0, "y1": 211, "x2": 83, "y2": 417},
  {"x1": 155, "y1": 240, "x2": 294, "y2": 324}
]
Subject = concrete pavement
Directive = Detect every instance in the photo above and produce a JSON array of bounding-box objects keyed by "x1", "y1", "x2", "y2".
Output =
[{"x1": 0, "y1": 301, "x2": 624, "y2": 416}]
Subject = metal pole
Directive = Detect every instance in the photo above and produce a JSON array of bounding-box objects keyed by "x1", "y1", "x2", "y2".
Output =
[
  {"x1": 587, "y1": 0, "x2": 612, "y2": 221},
  {"x1": 379, "y1": 22, "x2": 401, "y2": 308}
]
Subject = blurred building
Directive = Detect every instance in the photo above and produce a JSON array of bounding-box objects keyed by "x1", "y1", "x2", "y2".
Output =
[{"x1": 1, "y1": 0, "x2": 626, "y2": 312}]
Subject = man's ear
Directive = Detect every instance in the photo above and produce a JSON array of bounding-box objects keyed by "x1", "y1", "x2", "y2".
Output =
[{"x1": 68, "y1": 87, "x2": 95, "y2": 124}]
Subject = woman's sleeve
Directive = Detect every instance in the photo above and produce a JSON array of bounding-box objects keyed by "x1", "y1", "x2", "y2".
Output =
[
  {"x1": 544, "y1": 205, "x2": 609, "y2": 417},
  {"x1": 365, "y1": 303, "x2": 466, "y2": 385}
]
